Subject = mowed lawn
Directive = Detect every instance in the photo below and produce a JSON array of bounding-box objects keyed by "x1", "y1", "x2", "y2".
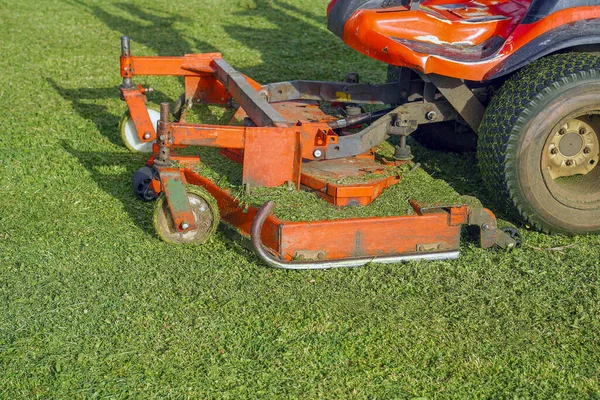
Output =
[{"x1": 1, "y1": 0, "x2": 599, "y2": 398}]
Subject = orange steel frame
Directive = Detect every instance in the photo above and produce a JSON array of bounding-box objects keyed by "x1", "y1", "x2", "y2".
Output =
[{"x1": 119, "y1": 37, "x2": 513, "y2": 267}]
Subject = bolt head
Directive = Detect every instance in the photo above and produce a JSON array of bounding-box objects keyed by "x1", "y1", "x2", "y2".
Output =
[
  {"x1": 143, "y1": 133, "x2": 151, "y2": 140},
  {"x1": 583, "y1": 146, "x2": 591, "y2": 154},
  {"x1": 566, "y1": 160, "x2": 574, "y2": 166},
  {"x1": 550, "y1": 147, "x2": 558, "y2": 155},
  {"x1": 313, "y1": 149, "x2": 322, "y2": 158},
  {"x1": 579, "y1": 127, "x2": 588, "y2": 135},
  {"x1": 159, "y1": 134, "x2": 166, "y2": 141},
  {"x1": 180, "y1": 221, "x2": 190, "y2": 230},
  {"x1": 426, "y1": 111, "x2": 437, "y2": 121},
  {"x1": 481, "y1": 223, "x2": 491, "y2": 231},
  {"x1": 559, "y1": 128, "x2": 567, "y2": 135}
]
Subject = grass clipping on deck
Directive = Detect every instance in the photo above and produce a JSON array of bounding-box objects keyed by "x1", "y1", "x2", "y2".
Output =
[{"x1": 184, "y1": 105, "x2": 464, "y2": 221}]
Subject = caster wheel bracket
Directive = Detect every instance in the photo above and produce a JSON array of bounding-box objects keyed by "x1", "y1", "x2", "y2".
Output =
[
  {"x1": 157, "y1": 167, "x2": 197, "y2": 232},
  {"x1": 468, "y1": 208, "x2": 521, "y2": 250}
]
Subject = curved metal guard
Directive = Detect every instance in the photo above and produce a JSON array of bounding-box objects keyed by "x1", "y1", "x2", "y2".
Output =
[{"x1": 250, "y1": 201, "x2": 460, "y2": 270}]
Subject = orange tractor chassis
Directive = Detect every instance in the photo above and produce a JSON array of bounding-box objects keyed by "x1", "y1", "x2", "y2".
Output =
[{"x1": 119, "y1": 37, "x2": 517, "y2": 269}]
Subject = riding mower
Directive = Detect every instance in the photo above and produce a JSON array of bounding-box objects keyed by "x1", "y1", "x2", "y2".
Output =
[{"x1": 118, "y1": 0, "x2": 600, "y2": 268}]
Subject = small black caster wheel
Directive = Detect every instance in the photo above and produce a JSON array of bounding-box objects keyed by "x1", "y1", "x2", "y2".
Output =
[
  {"x1": 153, "y1": 186, "x2": 219, "y2": 245},
  {"x1": 132, "y1": 166, "x2": 159, "y2": 202},
  {"x1": 501, "y1": 227, "x2": 522, "y2": 248}
]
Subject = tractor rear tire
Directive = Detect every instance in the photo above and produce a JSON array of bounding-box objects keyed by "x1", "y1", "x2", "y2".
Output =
[{"x1": 477, "y1": 53, "x2": 600, "y2": 235}]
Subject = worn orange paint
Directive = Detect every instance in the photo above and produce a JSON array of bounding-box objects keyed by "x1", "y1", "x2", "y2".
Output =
[
  {"x1": 122, "y1": 87, "x2": 156, "y2": 142},
  {"x1": 301, "y1": 173, "x2": 400, "y2": 206},
  {"x1": 279, "y1": 214, "x2": 460, "y2": 260},
  {"x1": 243, "y1": 128, "x2": 301, "y2": 188},
  {"x1": 159, "y1": 167, "x2": 198, "y2": 231},
  {"x1": 170, "y1": 124, "x2": 246, "y2": 149},
  {"x1": 120, "y1": 54, "x2": 222, "y2": 77},
  {"x1": 183, "y1": 75, "x2": 231, "y2": 105},
  {"x1": 180, "y1": 167, "x2": 466, "y2": 261}
]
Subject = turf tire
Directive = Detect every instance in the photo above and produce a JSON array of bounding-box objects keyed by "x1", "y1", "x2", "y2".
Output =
[{"x1": 477, "y1": 53, "x2": 600, "y2": 235}]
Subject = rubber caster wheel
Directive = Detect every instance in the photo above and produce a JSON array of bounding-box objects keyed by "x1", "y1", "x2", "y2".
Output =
[
  {"x1": 501, "y1": 227, "x2": 522, "y2": 248},
  {"x1": 153, "y1": 186, "x2": 220, "y2": 245},
  {"x1": 132, "y1": 166, "x2": 158, "y2": 202},
  {"x1": 119, "y1": 106, "x2": 160, "y2": 153}
]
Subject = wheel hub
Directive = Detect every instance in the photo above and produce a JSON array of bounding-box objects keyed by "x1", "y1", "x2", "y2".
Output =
[
  {"x1": 558, "y1": 132, "x2": 583, "y2": 157},
  {"x1": 546, "y1": 118, "x2": 599, "y2": 180}
]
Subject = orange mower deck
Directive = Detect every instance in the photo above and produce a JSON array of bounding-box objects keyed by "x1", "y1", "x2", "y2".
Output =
[{"x1": 119, "y1": 37, "x2": 518, "y2": 268}]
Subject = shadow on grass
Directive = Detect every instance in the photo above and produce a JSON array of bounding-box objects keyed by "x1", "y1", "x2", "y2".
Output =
[
  {"x1": 47, "y1": 78, "x2": 173, "y2": 148},
  {"x1": 70, "y1": 0, "x2": 356, "y2": 82},
  {"x1": 409, "y1": 139, "x2": 517, "y2": 223},
  {"x1": 220, "y1": 1, "x2": 353, "y2": 81},
  {"x1": 67, "y1": 0, "x2": 220, "y2": 55},
  {"x1": 61, "y1": 140, "x2": 156, "y2": 236}
]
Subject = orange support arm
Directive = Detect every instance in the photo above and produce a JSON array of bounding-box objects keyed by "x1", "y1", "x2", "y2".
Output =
[{"x1": 120, "y1": 53, "x2": 223, "y2": 77}]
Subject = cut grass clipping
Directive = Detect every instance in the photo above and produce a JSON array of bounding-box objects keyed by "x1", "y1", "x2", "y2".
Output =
[{"x1": 183, "y1": 105, "x2": 464, "y2": 221}]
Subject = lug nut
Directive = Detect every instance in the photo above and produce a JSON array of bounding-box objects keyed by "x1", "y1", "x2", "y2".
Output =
[
  {"x1": 143, "y1": 133, "x2": 151, "y2": 140},
  {"x1": 180, "y1": 221, "x2": 190, "y2": 230},
  {"x1": 559, "y1": 128, "x2": 567, "y2": 135},
  {"x1": 566, "y1": 160, "x2": 574, "y2": 166},
  {"x1": 583, "y1": 146, "x2": 591, "y2": 154},
  {"x1": 313, "y1": 149, "x2": 322, "y2": 158},
  {"x1": 426, "y1": 111, "x2": 437, "y2": 121},
  {"x1": 550, "y1": 148, "x2": 558, "y2": 155},
  {"x1": 579, "y1": 127, "x2": 588, "y2": 135}
]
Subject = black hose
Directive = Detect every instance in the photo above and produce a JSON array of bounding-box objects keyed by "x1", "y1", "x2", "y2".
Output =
[{"x1": 327, "y1": 107, "x2": 395, "y2": 130}]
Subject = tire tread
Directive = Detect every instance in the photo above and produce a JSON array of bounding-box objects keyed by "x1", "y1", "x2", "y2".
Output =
[{"x1": 477, "y1": 53, "x2": 600, "y2": 234}]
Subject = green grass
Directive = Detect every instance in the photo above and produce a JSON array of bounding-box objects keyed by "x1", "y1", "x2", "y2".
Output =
[
  {"x1": 0, "y1": 0, "x2": 599, "y2": 398},
  {"x1": 190, "y1": 139, "x2": 464, "y2": 221}
]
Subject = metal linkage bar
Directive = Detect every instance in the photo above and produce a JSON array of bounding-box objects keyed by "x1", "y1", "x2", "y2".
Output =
[
  {"x1": 326, "y1": 101, "x2": 457, "y2": 159},
  {"x1": 266, "y1": 81, "x2": 404, "y2": 105},
  {"x1": 212, "y1": 58, "x2": 288, "y2": 128}
]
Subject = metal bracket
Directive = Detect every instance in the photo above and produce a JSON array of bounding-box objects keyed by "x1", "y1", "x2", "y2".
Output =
[
  {"x1": 265, "y1": 80, "x2": 405, "y2": 105},
  {"x1": 325, "y1": 100, "x2": 455, "y2": 159},
  {"x1": 157, "y1": 168, "x2": 197, "y2": 233},
  {"x1": 427, "y1": 74, "x2": 485, "y2": 132},
  {"x1": 468, "y1": 208, "x2": 518, "y2": 249},
  {"x1": 213, "y1": 58, "x2": 288, "y2": 128}
]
